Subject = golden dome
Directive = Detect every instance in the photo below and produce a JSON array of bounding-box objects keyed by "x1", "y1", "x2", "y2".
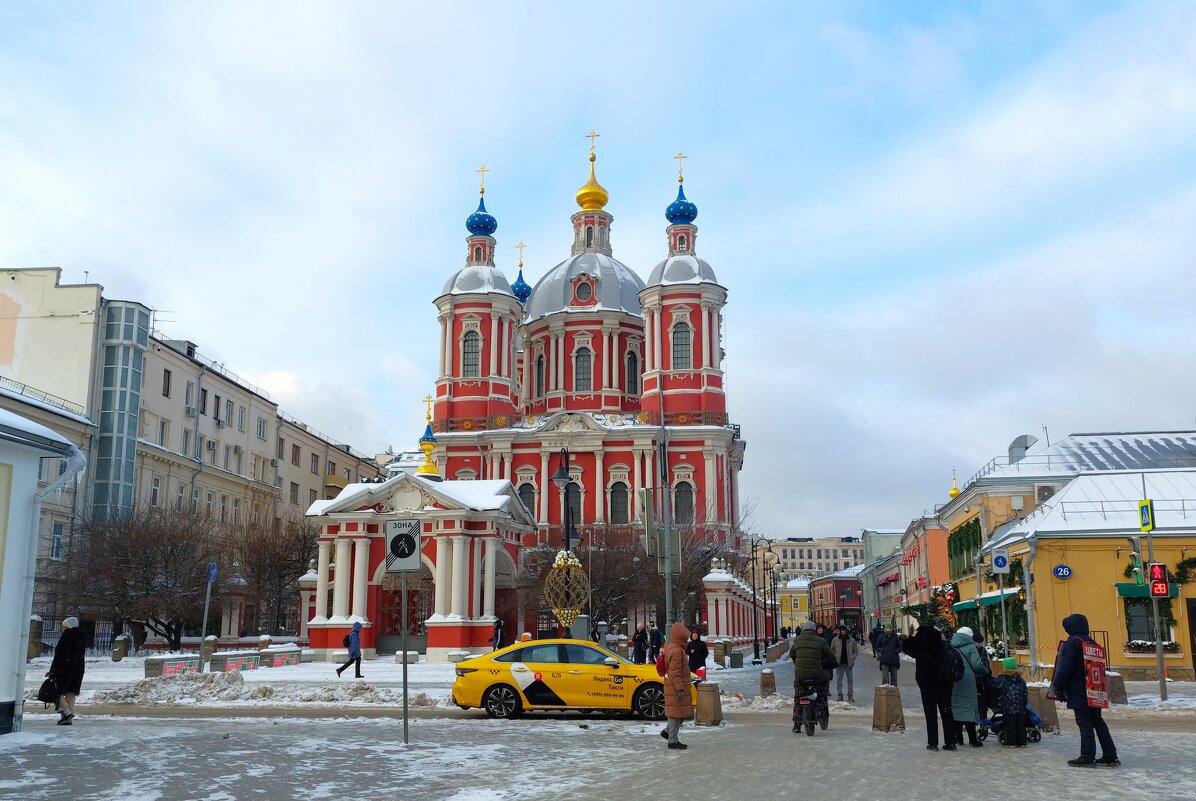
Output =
[
  {"x1": 575, "y1": 152, "x2": 609, "y2": 211},
  {"x1": 948, "y1": 469, "x2": 960, "y2": 499}
]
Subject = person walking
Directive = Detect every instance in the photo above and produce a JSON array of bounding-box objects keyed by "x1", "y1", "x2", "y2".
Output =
[
  {"x1": 876, "y1": 624, "x2": 903, "y2": 686},
  {"x1": 661, "y1": 622, "x2": 694, "y2": 749},
  {"x1": 829, "y1": 624, "x2": 858, "y2": 702},
  {"x1": 647, "y1": 622, "x2": 664, "y2": 664},
  {"x1": 1051, "y1": 614, "x2": 1119, "y2": 767},
  {"x1": 48, "y1": 617, "x2": 86, "y2": 726},
  {"x1": 788, "y1": 621, "x2": 838, "y2": 733},
  {"x1": 491, "y1": 617, "x2": 505, "y2": 651},
  {"x1": 902, "y1": 623, "x2": 956, "y2": 751},
  {"x1": 686, "y1": 629, "x2": 709, "y2": 674},
  {"x1": 336, "y1": 621, "x2": 364, "y2": 678},
  {"x1": 948, "y1": 626, "x2": 989, "y2": 747},
  {"x1": 632, "y1": 624, "x2": 648, "y2": 664}
]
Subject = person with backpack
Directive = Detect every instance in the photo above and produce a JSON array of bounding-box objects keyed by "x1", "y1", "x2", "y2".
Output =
[
  {"x1": 788, "y1": 621, "x2": 838, "y2": 733},
  {"x1": 948, "y1": 626, "x2": 989, "y2": 747},
  {"x1": 491, "y1": 618, "x2": 505, "y2": 651},
  {"x1": 1051, "y1": 614, "x2": 1119, "y2": 767},
  {"x1": 336, "y1": 621, "x2": 364, "y2": 678},
  {"x1": 647, "y1": 621, "x2": 664, "y2": 663},
  {"x1": 660, "y1": 621, "x2": 694, "y2": 749},
  {"x1": 47, "y1": 617, "x2": 87, "y2": 726},
  {"x1": 829, "y1": 625, "x2": 858, "y2": 702},
  {"x1": 902, "y1": 622, "x2": 956, "y2": 751}
]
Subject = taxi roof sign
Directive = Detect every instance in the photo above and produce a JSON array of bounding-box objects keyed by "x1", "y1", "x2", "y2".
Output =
[{"x1": 1138, "y1": 499, "x2": 1155, "y2": 532}]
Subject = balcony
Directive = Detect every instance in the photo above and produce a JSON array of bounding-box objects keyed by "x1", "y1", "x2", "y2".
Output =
[{"x1": 324, "y1": 474, "x2": 348, "y2": 491}]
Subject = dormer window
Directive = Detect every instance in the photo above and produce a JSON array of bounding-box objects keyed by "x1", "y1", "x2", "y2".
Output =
[{"x1": 575, "y1": 281, "x2": 593, "y2": 303}]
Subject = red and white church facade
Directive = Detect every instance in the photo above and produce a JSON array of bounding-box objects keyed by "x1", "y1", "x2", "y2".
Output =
[{"x1": 304, "y1": 146, "x2": 751, "y2": 661}]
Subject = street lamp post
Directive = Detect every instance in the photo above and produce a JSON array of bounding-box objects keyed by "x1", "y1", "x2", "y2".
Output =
[{"x1": 748, "y1": 538, "x2": 775, "y2": 663}]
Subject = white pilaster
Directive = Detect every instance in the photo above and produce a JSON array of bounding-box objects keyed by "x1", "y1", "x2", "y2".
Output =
[
  {"x1": 332, "y1": 538, "x2": 351, "y2": 620},
  {"x1": 489, "y1": 313, "x2": 499, "y2": 376},
  {"x1": 450, "y1": 535, "x2": 469, "y2": 619},
  {"x1": 431, "y1": 536, "x2": 450, "y2": 620},
  {"x1": 471, "y1": 537, "x2": 482, "y2": 618},
  {"x1": 483, "y1": 537, "x2": 498, "y2": 619},
  {"x1": 700, "y1": 303, "x2": 710, "y2": 369},
  {"x1": 314, "y1": 539, "x2": 331, "y2": 622},
  {"x1": 594, "y1": 450, "x2": 605, "y2": 523},
  {"x1": 632, "y1": 448, "x2": 642, "y2": 521},
  {"x1": 350, "y1": 537, "x2": 369, "y2": 621},
  {"x1": 539, "y1": 451, "x2": 550, "y2": 522}
]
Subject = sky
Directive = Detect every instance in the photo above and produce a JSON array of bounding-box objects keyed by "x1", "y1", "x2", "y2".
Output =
[{"x1": 2, "y1": 1, "x2": 1195, "y2": 537}]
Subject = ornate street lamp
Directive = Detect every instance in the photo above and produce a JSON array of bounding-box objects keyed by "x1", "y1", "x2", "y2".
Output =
[{"x1": 749, "y1": 538, "x2": 772, "y2": 664}]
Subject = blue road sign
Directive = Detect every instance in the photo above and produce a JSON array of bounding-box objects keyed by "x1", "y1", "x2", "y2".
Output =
[
  {"x1": 209, "y1": 562, "x2": 218, "y2": 583},
  {"x1": 1053, "y1": 564, "x2": 1073, "y2": 580}
]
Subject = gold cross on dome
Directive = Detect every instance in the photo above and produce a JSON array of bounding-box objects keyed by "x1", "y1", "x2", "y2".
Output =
[
  {"x1": 424, "y1": 394, "x2": 434, "y2": 421},
  {"x1": 476, "y1": 164, "x2": 489, "y2": 194},
  {"x1": 515, "y1": 241, "x2": 525, "y2": 266},
  {"x1": 586, "y1": 130, "x2": 600, "y2": 153},
  {"x1": 674, "y1": 152, "x2": 687, "y2": 183}
]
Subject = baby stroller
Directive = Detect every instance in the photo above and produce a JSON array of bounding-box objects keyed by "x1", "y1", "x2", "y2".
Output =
[
  {"x1": 976, "y1": 703, "x2": 1043, "y2": 744},
  {"x1": 976, "y1": 676, "x2": 1042, "y2": 744}
]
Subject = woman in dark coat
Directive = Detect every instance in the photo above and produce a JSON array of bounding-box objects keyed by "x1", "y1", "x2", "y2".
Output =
[
  {"x1": 48, "y1": 616, "x2": 86, "y2": 725},
  {"x1": 686, "y1": 630, "x2": 709, "y2": 674},
  {"x1": 902, "y1": 623, "x2": 955, "y2": 751},
  {"x1": 1051, "y1": 614, "x2": 1118, "y2": 767},
  {"x1": 632, "y1": 624, "x2": 648, "y2": 664}
]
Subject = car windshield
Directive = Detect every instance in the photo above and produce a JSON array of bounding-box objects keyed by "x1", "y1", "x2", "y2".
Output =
[{"x1": 579, "y1": 642, "x2": 631, "y2": 664}]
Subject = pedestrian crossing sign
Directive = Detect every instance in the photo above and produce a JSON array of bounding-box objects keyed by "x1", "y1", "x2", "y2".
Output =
[{"x1": 1138, "y1": 499, "x2": 1155, "y2": 532}]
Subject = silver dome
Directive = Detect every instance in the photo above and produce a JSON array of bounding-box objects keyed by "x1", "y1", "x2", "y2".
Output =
[
  {"x1": 441, "y1": 265, "x2": 513, "y2": 297},
  {"x1": 522, "y1": 252, "x2": 646, "y2": 321},
  {"x1": 645, "y1": 254, "x2": 719, "y2": 287}
]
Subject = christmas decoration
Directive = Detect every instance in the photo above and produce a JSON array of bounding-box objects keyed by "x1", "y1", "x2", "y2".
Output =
[{"x1": 543, "y1": 550, "x2": 590, "y2": 629}]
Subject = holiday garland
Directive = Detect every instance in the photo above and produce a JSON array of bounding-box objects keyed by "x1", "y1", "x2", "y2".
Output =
[{"x1": 542, "y1": 550, "x2": 590, "y2": 629}]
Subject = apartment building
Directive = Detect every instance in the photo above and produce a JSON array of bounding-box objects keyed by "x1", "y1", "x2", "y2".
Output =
[
  {"x1": 765, "y1": 536, "x2": 865, "y2": 582},
  {"x1": 276, "y1": 413, "x2": 381, "y2": 518}
]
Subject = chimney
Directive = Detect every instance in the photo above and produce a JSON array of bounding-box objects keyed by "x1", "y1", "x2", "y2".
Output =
[{"x1": 1008, "y1": 434, "x2": 1039, "y2": 464}]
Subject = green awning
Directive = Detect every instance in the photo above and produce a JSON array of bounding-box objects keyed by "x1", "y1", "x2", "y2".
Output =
[
  {"x1": 978, "y1": 588, "x2": 1022, "y2": 607},
  {"x1": 951, "y1": 600, "x2": 978, "y2": 611},
  {"x1": 1116, "y1": 582, "x2": 1179, "y2": 599}
]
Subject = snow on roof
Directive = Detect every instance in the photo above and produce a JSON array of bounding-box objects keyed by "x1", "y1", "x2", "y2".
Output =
[
  {"x1": 863, "y1": 528, "x2": 905, "y2": 535},
  {"x1": 983, "y1": 468, "x2": 1196, "y2": 552},
  {"x1": 826, "y1": 563, "x2": 868, "y2": 579},
  {"x1": 971, "y1": 431, "x2": 1196, "y2": 486},
  {"x1": 785, "y1": 576, "x2": 811, "y2": 589},
  {"x1": 0, "y1": 408, "x2": 75, "y2": 455},
  {"x1": 308, "y1": 473, "x2": 534, "y2": 526},
  {"x1": 0, "y1": 384, "x2": 94, "y2": 427}
]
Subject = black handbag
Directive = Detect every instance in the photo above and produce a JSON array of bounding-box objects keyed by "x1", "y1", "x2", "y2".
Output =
[{"x1": 36, "y1": 675, "x2": 58, "y2": 707}]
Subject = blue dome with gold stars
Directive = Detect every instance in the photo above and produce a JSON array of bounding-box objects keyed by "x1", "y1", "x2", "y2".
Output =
[
  {"x1": 511, "y1": 266, "x2": 532, "y2": 303},
  {"x1": 665, "y1": 184, "x2": 698, "y2": 225},
  {"x1": 466, "y1": 197, "x2": 497, "y2": 236}
]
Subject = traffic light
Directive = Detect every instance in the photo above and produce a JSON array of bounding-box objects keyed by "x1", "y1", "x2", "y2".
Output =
[
  {"x1": 1127, "y1": 536, "x2": 1144, "y2": 585},
  {"x1": 1148, "y1": 563, "x2": 1170, "y2": 598}
]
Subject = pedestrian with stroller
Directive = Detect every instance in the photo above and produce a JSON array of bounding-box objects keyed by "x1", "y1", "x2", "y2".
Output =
[{"x1": 1051, "y1": 614, "x2": 1119, "y2": 767}]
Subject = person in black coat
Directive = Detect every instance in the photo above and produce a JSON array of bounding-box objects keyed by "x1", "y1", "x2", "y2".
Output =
[
  {"x1": 647, "y1": 622, "x2": 664, "y2": 662},
  {"x1": 632, "y1": 624, "x2": 648, "y2": 664},
  {"x1": 48, "y1": 617, "x2": 86, "y2": 726},
  {"x1": 1051, "y1": 614, "x2": 1119, "y2": 767},
  {"x1": 686, "y1": 630, "x2": 709, "y2": 673},
  {"x1": 902, "y1": 623, "x2": 956, "y2": 751},
  {"x1": 876, "y1": 625, "x2": 904, "y2": 685}
]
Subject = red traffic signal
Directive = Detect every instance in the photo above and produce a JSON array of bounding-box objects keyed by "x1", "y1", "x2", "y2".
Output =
[{"x1": 1148, "y1": 563, "x2": 1170, "y2": 598}]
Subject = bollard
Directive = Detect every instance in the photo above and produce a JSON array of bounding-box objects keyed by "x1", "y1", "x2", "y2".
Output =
[
  {"x1": 27, "y1": 616, "x2": 44, "y2": 661},
  {"x1": 1105, "y1": 673, "x2": 1128, "y2": 705},
  {"x1": 257, "y1": 635, "x2": 272, "y2": 652},
  {"x1": 394, "y1": 650, "x2": 420, "y2": 664},
  {"x1": 201, "y1": 635, "x2": 218, "y2": 662},
  {"x1": 1026, "y1": 686, "x2": 1060, "y2": 733},
  {"x1": 760, "y1": 669, "x2": 776, "y2": 697},
  {"x1": 712, "y1": 640, "x2": 728, "y2": 666},
  {"x1": 695, "y1": 682, "x2": 723, "y2": 726},
  {"x1": 871, "y1": 685, "x2": 905, "y2": 733},
  {"x1": 112, "y1": 634, "x2": 131, "y2": 662}
]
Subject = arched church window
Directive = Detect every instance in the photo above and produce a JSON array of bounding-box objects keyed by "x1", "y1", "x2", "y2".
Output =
[
  {"x1": 473, "y1": 245, "x2": 482, "y2": 262},
  {"x1": 585, "y1": 226, "x2": 594, "y2": 248},
  {"x1": 518, "y1": 483, "x2": 537, "y2": 520},
  {"x1": 674, "y1": 481, "x2": 694, "y2": 525},
  {"x1": 535, "y1": 354, "x2": 545, "y2": 396},
  {"x1": 462, "y1": 331, "x2": 481, "y2": 377},
  {"x1": 610, "y1": 481, "x2": 629, "y2": 524},
  {"x1": 566, "y1": 481, "x2": 582, "y2": 524},
  {"x1": 671, "y1": 322, "x2": 692, "y2": 370},
  {"x1": 574, "y1": 347, "x2": 592, "y2": 392},
  {"x1": 677, "y1": 234, "x2": 687, "y2": 252},
  {"x1": 626, "y1": 352, "x2": 639, "y2": 395}
]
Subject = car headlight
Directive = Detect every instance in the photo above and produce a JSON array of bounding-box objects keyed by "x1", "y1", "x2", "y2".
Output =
[{"x1": 455, "y1": 667, "x2": 478, "y2": 677}]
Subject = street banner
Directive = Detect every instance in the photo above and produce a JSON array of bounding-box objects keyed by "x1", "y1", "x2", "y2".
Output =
[{"x1": 1083, "y1": 640, "x2": 1109, "y2": 709}]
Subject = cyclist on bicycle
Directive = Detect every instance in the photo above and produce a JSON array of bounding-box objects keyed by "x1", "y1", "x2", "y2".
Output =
[{"x1": 789, "y1": 620, "x2": 839, "y2": 733}]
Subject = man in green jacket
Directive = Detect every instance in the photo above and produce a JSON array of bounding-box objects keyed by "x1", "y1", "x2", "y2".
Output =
[{"x1": 789, "y1": 620, "x2": 839, "y2": 732}]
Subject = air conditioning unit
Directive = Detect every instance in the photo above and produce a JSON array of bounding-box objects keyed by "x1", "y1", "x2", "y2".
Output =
[
  {"x1": 1036, "y1": 485, "x2": 1056, "y2": 504},
  {"x1": 270, "y1": 458, "x2": 280, "y2": 468},
  {"x1": 233, "y1": 445, "x2": 242, "y2": 454},
  {"x1": 184, "y1": 405, "x2": 196, "y2": 416},
  {"x1": 215, "y1": 419, "x2": 226, "y2": 428},
  {"x1": 206, "y1": 440, "x2": 217, "y2": 450}
]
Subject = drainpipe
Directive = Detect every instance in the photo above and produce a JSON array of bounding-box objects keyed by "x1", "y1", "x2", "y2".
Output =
[
  {"x1": 1024, "y1": 533, "x2": 1040, "y2": 679},
  {"x1": 188, "y1": 366, "x2": 207, "y2": 508},
  {"x1": 13, "y1": 444, "x2": 86, "y2": 732}
]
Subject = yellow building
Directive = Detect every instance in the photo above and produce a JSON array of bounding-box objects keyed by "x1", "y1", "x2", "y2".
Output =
[
  {"x1": 778, "y1": 576, "x2": 811, "y2": 630},
  {"x1": 978, "y1": 469, "x2": 1195, "y2": 681}
]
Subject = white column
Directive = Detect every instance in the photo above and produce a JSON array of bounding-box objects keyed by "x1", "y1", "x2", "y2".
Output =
[
  {"x1": 558, "y1": 333, "x2": 566, "y2": 391},
  {"x1": 450, "y1": 535, "x2": 469, "y2": 619},
  {"x1": 314, "y1": 539, "x2": 331, "y2": 622},
  {"x1": 484, "y1": 537, "x2": 498, "y2": 619},
  {"x1": 700, "y1": 304, "x2": 710, "y2": 369},
  {"x1": 539, "y1": 451, "x2": 549, "y2": 522},
  {"x1": 522, "y1": 346, "x2": 532, "y2": 403},
  {"x1": 713, "y1": 309, "x2": 721, "y2": 369},
  {"x1": 631, "y1": 449, "x2": 642, "y2": 521},
  {"x1": 471, "y1": 537, "x2": 483, "y2": 619},
  {"x1": 351, "y1": 537, "x2": 369, "y2": 621},
  {"x1": 594, "y1": 450, "x2": 605, "y2": 523},
  {"x1": 433, "y1": 536, "x2": 450, "y2": 619},
  {"x1": 500, "y1": 317, "x2": 509, "y2": 376},
  {"x1": 706, "y1": 596, "x2": 716, "y2": 637},
  {"x1": 548, "y1": 335, "x2": 557, "y2": 391},
  {"x1": 332, "y1": 538, "x2": 351, "y2": 619},
  {"x1": 439, "y1": 316, "x2": 448, "y2": 377},
  {"x1": 704, "y1": 449, "x2": 716, "y2": 525},
  {"x1": 489, "y1": 313, "x2": 499, "y2": 376},
  {"x1": 601, "y1": 330, "x2": 610, "y2": 389},
  {"x1": 612, "y1": 335, "x2": 621, "y2": 392},
  {"x1": 443, "y1": 313, "x2": 454, "y2": 378},
  {"x1": 653, "y1": 310, "x2": 663, "y2": 372}
]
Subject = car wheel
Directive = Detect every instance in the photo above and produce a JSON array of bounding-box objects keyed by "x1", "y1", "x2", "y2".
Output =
[
  {"x1": 633, "y1": 684, "x2": 666, "y2": 721},
  {"x1": 482, "y1": 684, "x2": 523, "y2": 719}
]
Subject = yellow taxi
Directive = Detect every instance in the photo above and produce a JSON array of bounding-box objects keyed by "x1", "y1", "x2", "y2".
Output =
[{"x1": 451, "y1": 638, "x2": 696, "y2": 720}]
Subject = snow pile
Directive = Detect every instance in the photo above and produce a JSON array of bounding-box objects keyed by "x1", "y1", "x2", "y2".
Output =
[
  {"x1": 91, "y1": 671, "x2": 444, "y2": 707},
  {"x1": 743, "y1": 693, "x2": 792, "y2": 711}
]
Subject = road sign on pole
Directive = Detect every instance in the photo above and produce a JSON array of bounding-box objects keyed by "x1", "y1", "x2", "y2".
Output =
[
  {"x1": 199, "y1": 561, "x2": 217, "y2": 661},
  {"x1": 1139, "y1": 499, "x2": 1155, "y2": 532},
  {"x1": 992, "y1": 551, "x2": 1011, "y2": 574}
]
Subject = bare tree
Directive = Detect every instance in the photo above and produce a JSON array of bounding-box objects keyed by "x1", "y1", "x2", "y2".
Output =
[{"x1": 226, "y1": 512, "x2": 318, "y2": 636}]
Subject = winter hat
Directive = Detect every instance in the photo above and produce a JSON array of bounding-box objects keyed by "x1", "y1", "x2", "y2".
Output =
[
  {"x1": 1002, "y1": 657, "x2": 1018, "y2": 671},
  {"x1": 957, "y1": 626, "x2": 973, "y2": 638},
  {"x1": 61, "y1": 616, "x2": 79, "y2": 629},
  {"x1": 800, "y1": 620, "x2": 818, "y2": 632}
]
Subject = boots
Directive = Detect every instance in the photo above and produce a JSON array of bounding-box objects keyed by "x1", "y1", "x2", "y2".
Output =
[
  {"x1": 836, "y1": 694, "x2": 843, "y2": 702},
  {"x1": 847, "y1": 694, "x2": 854, "y2": 702}
]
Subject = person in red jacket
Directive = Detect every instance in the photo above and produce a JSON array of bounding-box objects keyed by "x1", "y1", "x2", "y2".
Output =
[{"x1": 660, "y1": 622, "x2": 694, "y2": 750}]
